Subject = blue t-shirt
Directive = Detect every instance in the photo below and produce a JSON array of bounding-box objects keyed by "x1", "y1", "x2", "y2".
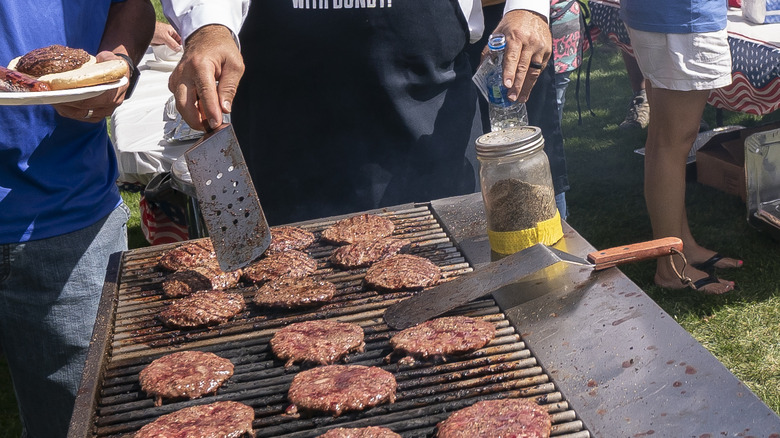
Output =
[
  {"x1": 0, "y1": 1, "x2": 123, "y2": 243},
  {"x1": 620, "y1": 0, "x2": 727, "y2": 34}
]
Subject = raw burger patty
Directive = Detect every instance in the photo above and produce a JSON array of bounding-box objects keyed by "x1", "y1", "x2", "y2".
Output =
[
  {"x1": 390, "y1": 316, "x2": 496, "y2": 363},
  {"x1": 364, "y1": 254, "x2": 441, "y2": 291},
  {"x1": 268, "y1": 226, "x2": 315, "y2": 253},
  {"x1": 134, "y1": 400, "x2": 254, "y2": 438},
  {"x1": 159, "y1": 290, "x2": 245, "y2": 328},
  {"x1": 139, "y1": 351, "x2": 234, "y2": 406},
  {"x1": 271, "y1": 320, "x2": 365, "y2": 367},
  {"x1": 158, "y1": 239, "x2": 216, "y2": 271},
  {"x1": 162, "y1": 265, "x2": 241, "y2": 298},
  {"x1": 242, "y1": 250, "x2": 316, "y2": 284},
  {"x1": 435, "y1": 398, "x2": 551, "y2": 438},
  {"x1": 330, "y1": 237, "x2": 411, "y2": 269},
  {"x1": 253, "y1": 277, "x2": 336, "y2": 308},
  {"x1": 287, "y1": 364, "x2": 396, "y2": 416},
  {"x1": 321, "y1": 214, "x2": 395, "y2": 245},
  {"x1": 319, "y1": 426, "x2": 401, "y2": 438}
]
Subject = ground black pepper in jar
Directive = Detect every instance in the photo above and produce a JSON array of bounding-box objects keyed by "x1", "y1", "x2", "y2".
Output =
[{"x1": 475, "y1": 127, "x2": 563, "y2": 254}]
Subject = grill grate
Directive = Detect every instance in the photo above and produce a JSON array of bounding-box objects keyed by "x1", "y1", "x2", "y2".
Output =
[{"x1": 76, "y1": 205, "x2": 591, "y2": 437}]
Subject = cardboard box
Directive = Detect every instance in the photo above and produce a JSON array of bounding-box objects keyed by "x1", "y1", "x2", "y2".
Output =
[{"x1": 696, "y1": 121, "x2": 780, "y2": 201}]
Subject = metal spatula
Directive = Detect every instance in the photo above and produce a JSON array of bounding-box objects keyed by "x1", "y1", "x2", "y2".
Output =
[{"x1": 184, "y1": 123, "x2": 271, "y2": 271}]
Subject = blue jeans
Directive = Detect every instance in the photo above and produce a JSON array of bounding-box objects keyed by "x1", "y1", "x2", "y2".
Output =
[{"x1": 0, "y1": 203, "x2": 129, "y2": 438}]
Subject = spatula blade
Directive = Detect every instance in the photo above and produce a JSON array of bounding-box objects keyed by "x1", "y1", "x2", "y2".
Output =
[{"x1": 184, "y1": 124, "x2": 271, "y2": 271}]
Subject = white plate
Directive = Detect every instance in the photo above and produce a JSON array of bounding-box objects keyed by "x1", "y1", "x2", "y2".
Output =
[{"x1": 0, "y1": 76, "x2": 128, "y2": 106}]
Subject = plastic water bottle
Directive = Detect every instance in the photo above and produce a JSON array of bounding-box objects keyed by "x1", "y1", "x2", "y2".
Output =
[{"x1": 485, "y1": 34, "x2": 528, "y2": 132}]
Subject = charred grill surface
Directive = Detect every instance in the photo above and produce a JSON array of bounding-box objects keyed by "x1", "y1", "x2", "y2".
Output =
[{"x1": 75, "y1": 206, "x2": 590, "y2": 438}]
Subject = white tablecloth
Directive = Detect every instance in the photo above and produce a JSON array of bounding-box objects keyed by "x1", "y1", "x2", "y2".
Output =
[{"x1": 110, "y1": 47, "x2": 197, "y2": 186}]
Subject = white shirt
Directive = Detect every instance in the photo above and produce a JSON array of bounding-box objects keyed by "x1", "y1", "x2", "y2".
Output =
[{"x1": 161, "y1": 0, "x2": 549, "y2": 45}]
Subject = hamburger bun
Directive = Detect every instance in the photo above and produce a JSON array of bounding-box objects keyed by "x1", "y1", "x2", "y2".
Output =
[{"x1": 38, "y1": 59, "x2": 127, "y2": 90}]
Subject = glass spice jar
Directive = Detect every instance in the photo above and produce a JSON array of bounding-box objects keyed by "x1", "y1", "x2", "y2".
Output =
[{"x1": 475, "y1": 126, "x2": 563, "y2": 254}]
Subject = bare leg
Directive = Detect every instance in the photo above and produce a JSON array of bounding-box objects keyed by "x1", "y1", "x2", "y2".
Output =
[
  {"x1": 643, "y1": 83, "x2": 736, "y2": 294},
  {"x1": 622, "y1": 51, "x2": 645, "y2": 94}
]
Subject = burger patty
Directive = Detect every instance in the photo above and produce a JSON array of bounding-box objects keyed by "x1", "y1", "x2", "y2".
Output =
[
  {"x1": 330, "y1": 237, "x2": 411, "y2": 269},
  {"x1": 162, "y1": 265, "x2": 242, "y2": 298},
  {"x1": 435, "y1": 398, "x2": 551, "y2": 438},
  {"x1": 389, "y1": 316, "x2": 496, "y2": 365},
  {"x1": 158, "y1": 290, "x2": 245, "y2": 328},
  {"x1": 139, "y1": 351, "x2": 234, "y2": 406},
  {"x1": 364, "y1": 254, "x2": 441, "y2": 291},
  {"x1": 287, "y1": 365, "x2": 396, "y2": 416},
  {"x1": 253, "y1": 277, "x2": 337, "y2": 309},
  {"x1": 15, "y1": 44, "x2": 91, "y2": 77},
  {"x1": 268, "y1": 226, "x2": 316, "y2": 253},
  {"x1": 319, "y1": 427, "x2": 402, "y2": 438},
  {"x1": 242, "y1": 250, "x2": 317, "y2": 284},
  {"x1": 321, "y1": 214, "x2": 395, "y2": 245},
  {"x1": 271, "y1": 320, "x2": 365, "y2": 367},
  {"x1": 158, "y1": 239, "x2": 216, "y2": 271},
  {"x1": 134, "y1": 400, "x2": 255, "y2": 438}
]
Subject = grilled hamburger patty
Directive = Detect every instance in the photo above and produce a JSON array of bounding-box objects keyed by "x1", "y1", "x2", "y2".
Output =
[
  {"x1": 271, "y1": 320, "x2": 365, "y2": 367},
  {"x1": 242, "y1": 250, "x2": 317, "y2": 284},
  {"x1": 158, "y1": 239, "x2": 216, "y2": 271},
  {"x1": 287, "y1": 365, "x2": 396, "y2": 416},
  {"x1": 162, "y1": 265, "x2": 242, "y2": 298},
  {"x1": 364, "y1": 254, "x2": 441, "y2": 291},
  {"x1": 321, "y1": 214, "x2": 395, "y2": 245},
  {"x1": 159, "y1": 290, "x2": 245, "y2": 328},
  {"x1": 330, "y1": 237, "x2": 411, "y2": 269},
  {"x1": 15, "y1": 44, "x2": 91, "y2": 77},
  {"x1": 134, "y1": 400, "x2": 255, "y2": 438},
  {"x1": 253, "y1": 277, "x2": 337, "y2": 309},
  {"x1": 319, "y1": 427, "x2": 402, "y2": 438},
  {"x1": 268, "y1": 226, "x2": 316, "y2": 253},
  {"x1": 435, "y1": 398, "x2": 551, "y2": 438},
  {"x1": 139, "y1": 351, "x2": 234, "y2": 406},
  {"x1": 389, "y1": 316, "x2": 496, "y2": 365}
]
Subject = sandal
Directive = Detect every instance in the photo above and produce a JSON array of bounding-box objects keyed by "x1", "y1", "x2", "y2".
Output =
[
  {"x1": 688, "y1": 273, "x2": 735, "y2": 295},
  {"x1": 692, "y1": 253, "x2": 743, "y2": 273}
]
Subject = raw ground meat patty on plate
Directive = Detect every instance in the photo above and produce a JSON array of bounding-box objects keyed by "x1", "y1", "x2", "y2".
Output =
[
  {"x1": 253, "y1": 277, "x2": 337, "y2": 308},
  {"x1": 319, "y1": 426, "x2": 402, "y2": 438},
  {"x1": 330, "y1": 237, "x2": 411, "y2": 269},
  {"x1": 321, "y1": 214, "x2": 395, "y2": 245},
  {"x1": 242, "y1": 250, "x2": 317, "y2": 284},
  {"x1": 139, "y1": 350, "x2": 234, "y2": 406},
  {"x1": 389, "y1": 316, "x2": 496, "y2": 364},
  {"x1": 162, "y1": 265, "x2": 242, "y2": 298},
  {"x1": 271, "y1": 319, "x2": 365, "y2": 367},
  {"x1": 435, "y1": 398, "x2": 551, "y2": 438},
  {"x1": 158, "y1": 239, "x2": 216, "y2": 271},
  {"x1": 158, "y1": 290, "x2": 245, "y2": 328},
  {"x1": 268, "y1": 226, "x2": 316, "y2": 253},
  {"x1": 287, "y1": 364, "x2": 397, "y2": 416},
  {"x1": 134, "y1": 400, "x2": 255, "y2": 438},
  {"x1": 364, "y1": 254, "x2": 441, "y2": 291}
]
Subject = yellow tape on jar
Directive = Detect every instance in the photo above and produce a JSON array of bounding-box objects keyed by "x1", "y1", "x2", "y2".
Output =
[{"x1": 487, "y1": 210, "x2": 564, "y2": 255}]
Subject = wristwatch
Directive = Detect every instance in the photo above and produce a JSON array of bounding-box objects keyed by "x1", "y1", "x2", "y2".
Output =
[{"x1": 113, "y1": 52, "x2": 140, "y2": 99}]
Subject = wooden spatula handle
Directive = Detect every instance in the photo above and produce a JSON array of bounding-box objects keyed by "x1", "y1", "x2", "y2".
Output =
[{"x1": 586, "y1": 237, "x2": 684, "y2": 271}]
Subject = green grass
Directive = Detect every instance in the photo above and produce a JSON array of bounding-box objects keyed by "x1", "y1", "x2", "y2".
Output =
[{"x1": 1, "y1": 36, "x2": 779, "y2": 436}]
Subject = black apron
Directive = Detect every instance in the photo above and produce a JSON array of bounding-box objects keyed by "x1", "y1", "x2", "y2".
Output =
[{"x1": 233, "y1": 0, "x2": 480, "y2": 225}]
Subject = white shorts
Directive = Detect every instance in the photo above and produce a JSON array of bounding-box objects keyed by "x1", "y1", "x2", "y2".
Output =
[{"x1": 626, "y1": 27, "x2": 733, "y2": 91}]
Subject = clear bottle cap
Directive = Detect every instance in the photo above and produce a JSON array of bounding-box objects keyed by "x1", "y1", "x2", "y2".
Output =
[{"x1": 488, "y1": 33, "x2": 507, "y2": 51}]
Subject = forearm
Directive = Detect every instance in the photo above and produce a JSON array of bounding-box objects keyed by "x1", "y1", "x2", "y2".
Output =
[
  {"x1": 99, "y1": 0, "x2": 156, "y2": 64},
  {"x1": 161, "y1": 0, "x2": 250, "y2": 42}
]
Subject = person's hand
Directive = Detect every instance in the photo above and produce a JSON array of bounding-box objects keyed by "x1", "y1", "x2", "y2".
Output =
[
  {"x1": 152, "y1": 21, "x2": 183, "y2": 51},
  {"x1": 51, "y1": 51, "x2": 132, "y2": 122},
  {"x1": 168, "y1": 24, "x2": 244, "y2": 131},
  {"x1": 484, "y1": 10, "x2": 552, "y2": 103}
]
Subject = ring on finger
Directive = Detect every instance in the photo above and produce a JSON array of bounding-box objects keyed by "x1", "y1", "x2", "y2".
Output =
[
  {"x1": 528, "y1": 61, "x2": 544, "y2": 70},
  {"x1": 84, "y1": 109, "x2": 94, "y2": 119}
]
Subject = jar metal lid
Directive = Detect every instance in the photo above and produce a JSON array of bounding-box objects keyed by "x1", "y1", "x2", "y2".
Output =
[{"x1": 475, "y1": 126, "x2": 544, "y2": 159}]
